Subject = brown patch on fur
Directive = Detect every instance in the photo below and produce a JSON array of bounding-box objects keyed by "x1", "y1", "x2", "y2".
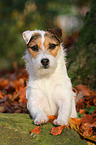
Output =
[
  {"x1": 44, "y1": 33, "x2": 61, "y2": 57},
  {"x1": 27, "y1": 31, "x2": 61, "y2": 58},
  {"x1": 28, "y1": 33, "x2": 41, "y2": 44},
  {"x1": 27, "y1": 34, "x2": 42, "y2": 58},
  {"x1": 45, "y1": 32, "x2": 60, "y2": 43},
  {"x1": 49, "y1": 45, "x2": 60, "y2": 57},
  {"x1": 28, "y1": 48, "x2": 38, "y2": 59},
  {"x1": 47, "y1": 28, "x2": 63, "y2": 42}
]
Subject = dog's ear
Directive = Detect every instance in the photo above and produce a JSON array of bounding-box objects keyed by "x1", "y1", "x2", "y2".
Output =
[
  {"x1": 22, "y1": 30, "x2": 33, "y2": 44},
  {"x1": 47, "y1": 28, "x2": 63, "y2": 42}
]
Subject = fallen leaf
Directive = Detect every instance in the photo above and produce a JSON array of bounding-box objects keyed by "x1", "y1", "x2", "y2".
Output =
[
  {"x1": 93, "y1": 98, "x2": 96, "y2": 106},
  {"x1": 80, "y1": 123, "x2": 93, "y2": 137},
  {"x1": 47, "y1": 115, "x2": 57, "y2": 123},
  {"x1": 75, "y1": 84, "x2": 91, "y2": 96},
  {"x1": 79, "y1": 109, "x2": 86, "y2": 114},
  {"x1": 82, "y1": 114, "x2": 94, "y2": 124},
  {"x1": 0, "y1": 79, "x2": 9, "y2": 89},
  {"x1": 50, "y1": 125, "x2": 66, "y2": 135},
  {"x1": 69, "y1": 118, "x2": 82, "y2": 131},
  {"x1": 31, "y1": 126, "x2": 41, "y2": 135},
  {"x1": 69, "y1": 118, "x2": 96, "y2": 142}
]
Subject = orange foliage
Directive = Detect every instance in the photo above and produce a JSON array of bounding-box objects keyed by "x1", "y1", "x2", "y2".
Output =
[
  {"x1": 50, "y1": 125, "x2": 66, "y2": 135},
  {"x1": 31, "y1": 126, "x2": 41, "y2": 135}
]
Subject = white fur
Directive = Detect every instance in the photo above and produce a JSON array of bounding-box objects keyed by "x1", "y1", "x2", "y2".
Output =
[{"x1": 23, "y1": 30, "x2": 77, "y2": 125}]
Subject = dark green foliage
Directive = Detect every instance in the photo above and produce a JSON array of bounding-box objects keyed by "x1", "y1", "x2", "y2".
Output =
[
  {"x1": 77, "y1": 112, "x2": 84, "y2": 119},
  {"x1": 77, "y1": 106, "x2": 96, "y2": 118},
  {"x1": 84, "y1": 106, "x2": 96, "y2": 115}
]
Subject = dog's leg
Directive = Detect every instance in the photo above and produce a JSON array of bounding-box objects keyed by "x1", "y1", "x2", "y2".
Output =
[
  {"x1": 26, "y1": 86, "x2": 49, "y2": 125},
  {"x1": 53, "y1": 87, "x2": 72, "y2": 126},
  {"x1": 70, "y1": 97, "x2": 77, "y2": 118}
]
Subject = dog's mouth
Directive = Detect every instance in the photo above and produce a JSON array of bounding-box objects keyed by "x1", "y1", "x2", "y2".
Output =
[{"x1": 41, "y1": 65, "x2": 49, "y2": 69}]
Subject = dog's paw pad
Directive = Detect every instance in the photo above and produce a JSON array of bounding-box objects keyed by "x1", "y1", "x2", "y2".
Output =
[
  {"x1": 53, "y1": 119, "x2": 67, "y2": 126},
  {"x1": 34, "y1": 114, "x2": 49, "y2": 125}
]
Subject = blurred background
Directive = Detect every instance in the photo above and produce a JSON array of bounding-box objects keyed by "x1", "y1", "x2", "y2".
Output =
[{"x1": 0, "y1": 0, "x2": 90, "y2": 70}]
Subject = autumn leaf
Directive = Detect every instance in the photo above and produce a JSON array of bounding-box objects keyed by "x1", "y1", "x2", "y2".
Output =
[
  {"x1": 69, "y1": 118, "x2": 96, "y2": 142},
  {"x1": 69, "y1": 118, "x2": 82, "y2": 132},
  {"x1": 81, "y1": 114, "x2": 94, "y2": 124},
  {"x1": 75, "y1": 84, "x2": 91, "y2": 96},
  {"x1": 75, "y1": 84, "x2": 96, "y2": 97},
  {"x1": 0, "y1": 67, "x2": 96, "y2": 141},
  {"x1": 19, "y1": 87, "x2": 26, "y2": 103},
  {"x1": 79, "y1": 109, "x2": 86, "y2": 114},
  {"x1": 47, "y1": 115, "x2": 57, "y2": 123},
  {"x1": 0, "y1": 78, "x2": 9, "y2": 89},
  {"x1": 31, "y1": 126, "x2": 41, "y2": 135},
  {"x1": 50, "y1": 125, "x2": 66, "y2": 135}
]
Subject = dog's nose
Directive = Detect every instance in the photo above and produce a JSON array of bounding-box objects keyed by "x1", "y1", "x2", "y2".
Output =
[{"x1": 41, "y1": 58, "x2": 49, "y2": 67}]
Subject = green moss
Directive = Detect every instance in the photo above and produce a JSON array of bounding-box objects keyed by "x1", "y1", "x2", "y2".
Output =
[{"x1": 0, "y1": 113, "x2": 87, "y2": 145}]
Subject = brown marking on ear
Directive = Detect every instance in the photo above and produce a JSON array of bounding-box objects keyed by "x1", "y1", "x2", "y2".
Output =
[
  {"x1": 47, "y1": 28, "x2": 63, "y2": 42},
  {"x1": 44, "y1": 36, "x2": 61, "y2": 57}
]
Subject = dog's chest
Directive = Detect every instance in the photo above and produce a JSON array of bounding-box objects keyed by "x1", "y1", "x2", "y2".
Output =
[{"x1": 39, "y1": 78, "x2": 58, "y2": 115}]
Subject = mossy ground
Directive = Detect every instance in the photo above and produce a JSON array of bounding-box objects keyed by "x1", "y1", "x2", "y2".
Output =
[{"x1": 0, "y1": 113, "x2": 87, "y2": 145}]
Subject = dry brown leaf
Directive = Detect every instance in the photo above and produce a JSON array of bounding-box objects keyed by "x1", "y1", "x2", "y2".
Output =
[
  {"x1": 69, "y1": 118, "x2": 96, "y2": 142},
  {"x1": 75, "y1": 84, "x2": 91, "y2": 96},
  {"x1": 12, "y1": 79, "x2": 24, "y2": 91},
  {"x1": 82, "y1": 114, "x2": 94, "y2": 124},
  {"x1": 79, "y1": 109, "x2": 86, "y2": 114},
  {"x1": 50, "y1": 125, "x2": 66, "y2": 135},
  {"x1": 0, "y1": 79, "x2": 9, "y2": 88},
  {"x1": 69, "y1": 118, "x2": 82, "y2": 131},
  {"x1": 47, "y1": 115, "x2": 57, "y2": 123},
  {"x1": 80, "y1": 123, "x2": 93, "y2": 137},
  {"x1": 31, "y1": 126, "x2": 41, "y2": 135},
  {"x1": 93, "y1": 98, "x2": 96, "y2": 106},
  {"x1": 19, "y1": 87, "x2": 26, "y2": 103}
]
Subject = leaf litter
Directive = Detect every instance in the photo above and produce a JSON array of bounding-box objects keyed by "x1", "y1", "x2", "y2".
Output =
[{"x1": 0, "y1": 68, "x2": 96, "y2": 143}]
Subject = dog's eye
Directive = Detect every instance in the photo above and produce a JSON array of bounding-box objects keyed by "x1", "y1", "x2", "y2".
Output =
[
  {"x1": 49, "y1": 44, "x2": 57, "y2": 49},
  {"x1": 30, "y1": 45, "x2": 38, "y2": 51}
]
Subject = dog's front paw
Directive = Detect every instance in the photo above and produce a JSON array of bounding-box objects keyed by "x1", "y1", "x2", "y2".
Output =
[
  {"x1": 53, "y1": 118, "x2": 68, "y2": 126},
  {"x1": 34, "y1": 113, "x2": 49, "y2": 125}
]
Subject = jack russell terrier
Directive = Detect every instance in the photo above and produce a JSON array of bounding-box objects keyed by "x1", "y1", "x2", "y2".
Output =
[{"x1": 22, "y1": 28, "x2": 77, "y2": 126}]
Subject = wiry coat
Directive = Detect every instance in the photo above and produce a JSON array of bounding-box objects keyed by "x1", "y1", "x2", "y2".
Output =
[{"x1": 23, "y1": 28, "x2": 77, "y2": 125}]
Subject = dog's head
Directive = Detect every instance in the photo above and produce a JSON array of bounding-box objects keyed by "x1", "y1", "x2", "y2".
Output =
[{"x1": 23, "y1": 28, "x2": 63, "y2": 76}]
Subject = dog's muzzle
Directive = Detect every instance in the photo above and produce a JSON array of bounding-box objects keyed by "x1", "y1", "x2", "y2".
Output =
[{"x1": 41, "y1": 58, "x2": 49, "y2": 69}]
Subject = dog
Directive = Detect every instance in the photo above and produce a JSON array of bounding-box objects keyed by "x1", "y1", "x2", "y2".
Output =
[{"x1": 22, "y1": 28, "x2": 77, "y2": 126}]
